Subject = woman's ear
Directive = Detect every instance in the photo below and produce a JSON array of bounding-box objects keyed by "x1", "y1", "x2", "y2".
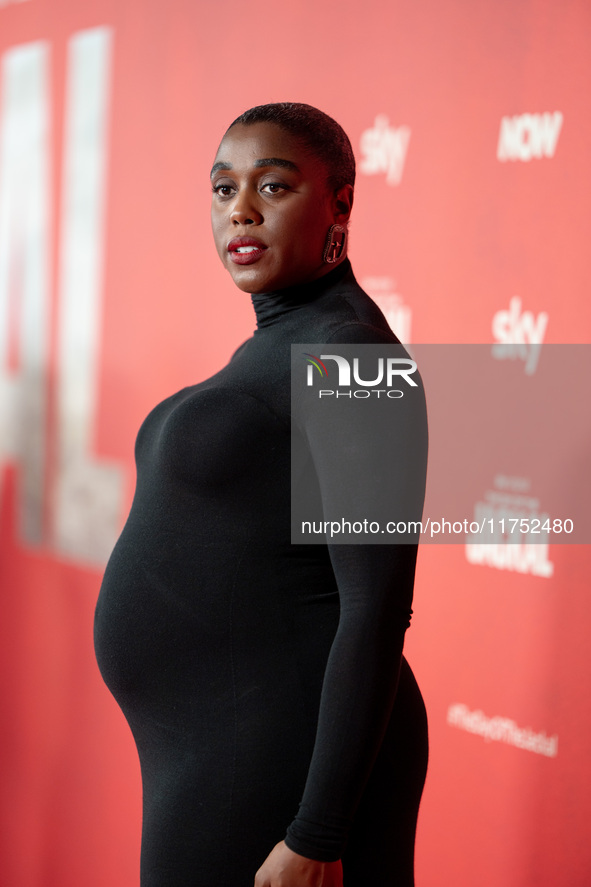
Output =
[{"x1": 333, "y1": 184, "x2": 354, "y2": 224}]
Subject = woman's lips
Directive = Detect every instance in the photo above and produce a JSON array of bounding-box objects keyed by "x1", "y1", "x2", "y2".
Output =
[{"x1": 227, "y1": 236, "x2": 268, "y2": 266}]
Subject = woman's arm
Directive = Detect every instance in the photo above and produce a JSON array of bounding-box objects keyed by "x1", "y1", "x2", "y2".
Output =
[{"x1": 285, "y1": 325, "x2": 428, "y2": 862}]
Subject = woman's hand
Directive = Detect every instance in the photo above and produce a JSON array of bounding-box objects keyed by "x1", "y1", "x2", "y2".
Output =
[{"x1": 254, "y1": 841, "x2": 343, "y2": 887}]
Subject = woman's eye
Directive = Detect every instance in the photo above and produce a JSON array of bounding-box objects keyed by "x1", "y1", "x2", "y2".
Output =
[
  {"x1": 261, "y1": 183, "x2": 286, "y2": 194},
  {"x1": 212, "y1": 184, "x2": 234, "y2": 197}
]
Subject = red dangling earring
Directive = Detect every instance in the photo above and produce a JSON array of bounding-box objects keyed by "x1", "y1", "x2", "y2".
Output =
[{"x1": 323, "y1": 224, "x2": 347, "y2": 264}]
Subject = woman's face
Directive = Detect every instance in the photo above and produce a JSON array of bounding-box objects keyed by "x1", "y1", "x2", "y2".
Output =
[{"x1": 210, "y1": 122, "x2": 352, "y2": 294}]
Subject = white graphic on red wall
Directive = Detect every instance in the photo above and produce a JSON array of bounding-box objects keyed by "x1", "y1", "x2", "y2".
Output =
[
  {"x1": 465, "y1": 475, "x2": 554, "y2": 578},
  {"x1": 361, "y1": 276, "x2": 412, "y2": 344},
  {"x1": 359, "y1": 115, "x2": 410, "y2": 186},
  {"x1": 0, "y1": 28, "x2": 124, "y2": 564},
  {"x1": 497, "y1": 111, "x2": 563, "y2": 162},
  {"x1": 447, "y1": 703, "x2": 558, "y2": 757},
  {"x1": 491, "y1": 296, "x2": 548, "y2": 375}
]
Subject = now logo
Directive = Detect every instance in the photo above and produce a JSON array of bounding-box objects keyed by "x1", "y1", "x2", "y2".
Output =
[{"x1": 497, "y1": 112, "x2": 563, "y2": 162}]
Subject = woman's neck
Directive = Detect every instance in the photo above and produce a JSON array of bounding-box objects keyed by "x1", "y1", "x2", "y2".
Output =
[{"x1": 251, "y1": 259, "x2": 351, "y2": 329}]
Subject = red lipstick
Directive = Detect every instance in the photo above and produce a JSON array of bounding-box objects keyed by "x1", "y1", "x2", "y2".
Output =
[{"x1": 227, "y1": 236, "x2": 268, "y2": 265}]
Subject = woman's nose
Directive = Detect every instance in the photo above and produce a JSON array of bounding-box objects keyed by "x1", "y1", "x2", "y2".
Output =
[{"x1": 230, "y1": 190, "x2": 263, "y2": 225}]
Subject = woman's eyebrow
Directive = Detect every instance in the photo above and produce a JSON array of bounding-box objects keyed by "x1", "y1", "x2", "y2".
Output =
[
  {"x1": 253, "y1": 158, "x2": 300, "y2": 172},
  {"x1": 210, "y1": 157, "x2": 300, "y2": 178},
  {"x1": 210, "y1": 161, "x2": 232, "y2": 176}
]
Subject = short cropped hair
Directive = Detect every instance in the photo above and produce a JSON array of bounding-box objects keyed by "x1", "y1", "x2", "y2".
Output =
[{"x1": 227, "y1": 102, "x2": 356, "y2": 192}]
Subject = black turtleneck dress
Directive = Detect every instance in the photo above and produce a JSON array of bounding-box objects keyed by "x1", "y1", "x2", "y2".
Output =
[{"x1": 94, "y1": 260, "x2": 429, "y2": 887}]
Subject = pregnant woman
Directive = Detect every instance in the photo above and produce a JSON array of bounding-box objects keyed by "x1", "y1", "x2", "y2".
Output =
[{"x1": 94, "y1": 102, "x2": 429, "y2": 887}]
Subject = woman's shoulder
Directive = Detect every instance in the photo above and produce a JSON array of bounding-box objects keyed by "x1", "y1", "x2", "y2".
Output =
[{"x1": 315, "y1": 270, "x2": 400, "y2": 346}]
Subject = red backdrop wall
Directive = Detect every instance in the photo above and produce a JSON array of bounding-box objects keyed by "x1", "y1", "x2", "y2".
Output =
[{"x1": 1, "y1": 1, "x2": 590, "y2": 885}]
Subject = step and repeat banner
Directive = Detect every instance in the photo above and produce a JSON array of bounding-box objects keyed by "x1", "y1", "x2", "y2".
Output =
[{"x1": 1, "y1": 0, "x2": 590, "y2": 885}]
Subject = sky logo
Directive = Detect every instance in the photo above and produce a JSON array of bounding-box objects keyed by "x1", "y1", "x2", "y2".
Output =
[
  {"x1": 360, "y1": 114, "x2": 411, "y2": 186},
  {"x1": 492, "y1": 297, "x2": 548, "y2": 374}
]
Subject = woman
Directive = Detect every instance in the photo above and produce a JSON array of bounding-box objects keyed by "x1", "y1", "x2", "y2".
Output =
[{"x1": 95, "y1": 103, "x2": 428, "y2": 887}]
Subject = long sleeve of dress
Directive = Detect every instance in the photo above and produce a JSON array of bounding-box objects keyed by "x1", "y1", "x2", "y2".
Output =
[{"x1": 285, "y1": 322, "x2": 428, "y2": 861}]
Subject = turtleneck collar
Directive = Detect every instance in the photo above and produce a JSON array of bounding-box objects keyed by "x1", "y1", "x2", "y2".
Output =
[{"x1": 251, "y1": 259, "x2": 352, "y2": 329}]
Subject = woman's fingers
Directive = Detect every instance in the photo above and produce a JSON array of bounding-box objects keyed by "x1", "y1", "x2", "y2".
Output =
[{"x1": 254, "y1": 840, "x2": 343, "y2": 886}]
